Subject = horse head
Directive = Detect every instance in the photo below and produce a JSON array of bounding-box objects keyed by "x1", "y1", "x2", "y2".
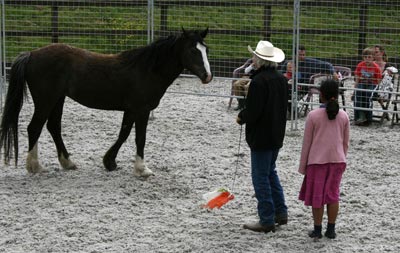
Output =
[{"x1": 180, "y1": 28, "x2": 213, "y2": 84}]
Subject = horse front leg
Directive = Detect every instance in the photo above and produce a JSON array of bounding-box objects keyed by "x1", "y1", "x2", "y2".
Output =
[
  {"x1": 103, "y1": 111, "x2": 135, "y2": 171},
  {"x1": 133, "y1": 111, "x2": 154, "y2": 177}
]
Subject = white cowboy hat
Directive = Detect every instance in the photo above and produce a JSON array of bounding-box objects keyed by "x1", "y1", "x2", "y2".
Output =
[{"x1": 247, "y1": 41, "x2": 285, "y2": 63}]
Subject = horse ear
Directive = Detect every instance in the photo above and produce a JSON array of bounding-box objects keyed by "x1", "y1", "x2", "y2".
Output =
[
  {"x1": 181, "y1": 27, "x2": 188, "y2": 37},
  {"x1": 200, "y1": 27, "x2": 209, "y2": 38}
]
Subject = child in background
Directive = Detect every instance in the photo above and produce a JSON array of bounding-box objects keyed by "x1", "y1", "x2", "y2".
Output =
[
  {"x1": 353, "y1": 47, "x2": 382, "y2": 125},
  {"x1": 284, "y1": 61, "x2": 303, "y2": 116},
  {"x1": 298, "y1": 79, "x2": 350, "y2": 240},
  {"x1": 283, "y1": 60, "x2": 294, "y2": 80}
]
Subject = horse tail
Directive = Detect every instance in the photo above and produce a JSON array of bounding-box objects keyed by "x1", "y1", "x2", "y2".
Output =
[{"x1": 0, "y1": 52, "x2": 30, "y2": 166}]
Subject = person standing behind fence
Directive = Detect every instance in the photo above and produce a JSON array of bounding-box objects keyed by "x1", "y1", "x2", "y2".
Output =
[
  {"x1": 298, "y1": 79, "x2": 350, "y2": 240},
  {"x1": 236, "y1": 40, "x2": 288, "y2": 233},
  {"x1": 353, "y1": 47, "x2": 382, "y2": 126}
]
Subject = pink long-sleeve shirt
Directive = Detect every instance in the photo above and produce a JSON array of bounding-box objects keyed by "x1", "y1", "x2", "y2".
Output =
[{"x1": 298, "y1": 108, "x2": 350, "y2": 175}]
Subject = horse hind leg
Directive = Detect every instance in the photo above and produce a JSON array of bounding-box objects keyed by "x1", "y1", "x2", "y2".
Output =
[
  {"x1": 26, "y1": 143, "x2": 44, "y2": 173},
  {"x1": 46, "y1": 97, "x2": 77, "y2": 170},
  {"x1": 26, "y1": 111, "x2": 48, "y2": 173}
]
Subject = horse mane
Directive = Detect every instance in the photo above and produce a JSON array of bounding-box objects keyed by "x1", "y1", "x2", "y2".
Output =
[{"x1": 119, "y1": 35, "x2": 179, "y2": 70}]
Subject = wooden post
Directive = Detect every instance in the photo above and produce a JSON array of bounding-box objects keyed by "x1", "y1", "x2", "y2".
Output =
[
  {"x1": 358, "y1": 4, "x2": 368, "y2": 57},
  {"x1": 51, "y1": 3, "x2": 59, "y2": 43},
  {"x1": 264, "y1": 5, "x2": 272, "y2": 41}
]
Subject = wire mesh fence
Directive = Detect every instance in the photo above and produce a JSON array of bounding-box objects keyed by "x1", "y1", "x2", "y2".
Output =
[
  {"x1": 0, "y1": 0, "x2": 399, "y2": 126},
  {"x1": 292, "y1": 1, "x2": 400, "y2": 126}
]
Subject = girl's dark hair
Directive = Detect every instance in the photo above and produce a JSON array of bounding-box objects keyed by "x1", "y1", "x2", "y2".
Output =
[{"x1": 320, "y1": 79, "x2": 339, "y2": 120}]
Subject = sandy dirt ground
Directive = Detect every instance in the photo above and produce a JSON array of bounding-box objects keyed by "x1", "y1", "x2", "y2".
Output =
[{"x1": 1, "y1": 78, "x2": 399, "y2": 252}]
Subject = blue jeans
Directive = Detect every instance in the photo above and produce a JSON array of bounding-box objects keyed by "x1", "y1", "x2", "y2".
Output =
[
  {"x1": 251, "y1": 149, "x2": 287, "y2": 226},
  {"x1": 354, "y1": 83, "x2": 374, "y2": 122}
]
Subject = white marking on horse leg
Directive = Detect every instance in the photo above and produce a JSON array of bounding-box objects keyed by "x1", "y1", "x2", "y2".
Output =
[
  {"x1": 58, "y1": 153, "x2": 77, "y2": 170},
  {"x1": 26, "y1": 143, "x2": 45, "y2": 173},
  {"x1": 133, "y1": 155, "x2": 154, "y2": 178},
  {"x1": 196, "y1": 43, "x2": 212, "y2": 82}
]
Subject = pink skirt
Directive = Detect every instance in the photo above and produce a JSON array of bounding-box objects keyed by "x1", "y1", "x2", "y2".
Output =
[{"x1": 299, "y1": 163, "x2": 346, "y2": 208}]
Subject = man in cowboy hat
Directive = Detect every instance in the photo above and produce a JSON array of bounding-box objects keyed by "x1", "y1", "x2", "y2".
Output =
[{"x1": 237, "y1": 40, "x2": 288, "y2": 233}]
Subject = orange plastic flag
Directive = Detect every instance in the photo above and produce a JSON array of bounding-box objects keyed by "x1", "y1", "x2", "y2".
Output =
[{"x1": 202, "y1": 188, "x2": 235, "y2": 209}]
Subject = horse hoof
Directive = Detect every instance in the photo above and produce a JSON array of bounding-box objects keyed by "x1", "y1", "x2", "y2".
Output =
[
  {"x1": 27, "y1": 165, "x2": 47, "y2": 174},
  {"x1": 133, "y1": 167, "x2": 155, "y2": 178},
  {"x1": 106, "y1": 166, "x2": 121, "y2": 172},
  {"x1": 26, "y1": 161, "x2": 48, "y2": 174},
  {"x1": 103, "y1": 159, "x2": 117, "y2": 171},
  {"x1": 105, "y1": 165, "x2": 118, "y2": 171},
  {"x1": 64, "y1": 165, "x2": 78, "y2": 171}
]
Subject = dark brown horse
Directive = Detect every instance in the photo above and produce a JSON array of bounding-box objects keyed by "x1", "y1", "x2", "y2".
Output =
[{"x1": 0, "y1": 28, "x2": 212, "y2": 176}]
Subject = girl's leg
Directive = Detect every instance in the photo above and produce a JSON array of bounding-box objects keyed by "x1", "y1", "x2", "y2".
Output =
[
  {"x1": 327, "y1": 203, "x2": 339, "y2": 223},
  {"x1": 312, "y1": 207, "x2": 324, "y2": 225},
  {"x1": 325, "y1": 203, "x2": 339, "y2": 239},
  {"x1": 309, "y1": 207, "x2": 324, "y2": 238}
]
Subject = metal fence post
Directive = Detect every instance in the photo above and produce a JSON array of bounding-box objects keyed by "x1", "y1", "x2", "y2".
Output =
[
  {"x1": 0, "y1": 0, "x2": 6, "y2": 111},
  {"x1": 147, "y1": 0, "x2": 154, "y2": 45},
  {"x1": 290, "y1": 0, "x2": 301, "y2": 131}
]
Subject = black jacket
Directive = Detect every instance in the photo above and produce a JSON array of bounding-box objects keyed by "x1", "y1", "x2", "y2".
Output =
[{"x1": 238, "y1": 66, "x2": 288, "y2": 150}]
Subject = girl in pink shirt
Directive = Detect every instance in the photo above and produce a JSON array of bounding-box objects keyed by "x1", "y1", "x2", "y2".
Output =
[{"x1": 298, "y1": 79, "x2": 350, "y2": 240}]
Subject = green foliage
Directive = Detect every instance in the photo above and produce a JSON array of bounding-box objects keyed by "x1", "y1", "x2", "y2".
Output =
[{"x1": 2, "y1": 2, "x2": 399, "y2": 64}]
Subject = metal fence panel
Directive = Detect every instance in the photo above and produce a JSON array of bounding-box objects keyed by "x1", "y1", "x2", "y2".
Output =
[{"x1": 0, "y1": 0, "x2": 400, "y2": 126}]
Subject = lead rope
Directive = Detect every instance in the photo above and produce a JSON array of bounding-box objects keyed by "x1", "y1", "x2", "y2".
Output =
[{"x1": 230, "y1": 124, "x2": 243, "y2": 195}]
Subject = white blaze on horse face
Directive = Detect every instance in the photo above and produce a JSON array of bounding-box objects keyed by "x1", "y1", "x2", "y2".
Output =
[{"x1": 196, "y1": 43, "x2": 212, "y2": 82}]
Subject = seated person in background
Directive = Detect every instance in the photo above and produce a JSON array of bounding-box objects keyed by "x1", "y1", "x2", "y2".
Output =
[
  {"x1": 284, "y1": 60, "x2": 299, "y2": 115},
  {"x1": 353, "y1": 47, "x2": 382, "y2": 126},
  {"x1": 282, "y1": 45, "x2": 337, "y2": 87},
  {"x1": 374, "y1": 44, "x2": 391, "y2": 73},
  {"x1": 232, "y1": 58, "x2": 255, "y2": 110},
  {"x1": 297, "y1": 45, "x2": 337, "y2": 84},
  {"x1": 373, "y1": 44, "x2": 398, "y2": 86},
  {"x1": 373, "y1": 44, "x2": 398, "y2": 110},
  {"x1": 283, "y1": 60, "x2": 295, "y2": 80},
  {"x1": 374, "y1": 66, "x2": 398, "y2": 102},
  {"x1": 283, "y1": 60, "x2": 302, "y2": 83},
  {"x1": 281, "y1": 46, "x2": 338, "y2": 116}
]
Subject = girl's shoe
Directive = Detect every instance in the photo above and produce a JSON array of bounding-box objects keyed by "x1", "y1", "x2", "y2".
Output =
[
  {"x1": 308, "y1": 230, "x2": 322, "y2": 239},
  {"x1": 325, "y1": 230, "x2": 337, "y2": 239}
]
